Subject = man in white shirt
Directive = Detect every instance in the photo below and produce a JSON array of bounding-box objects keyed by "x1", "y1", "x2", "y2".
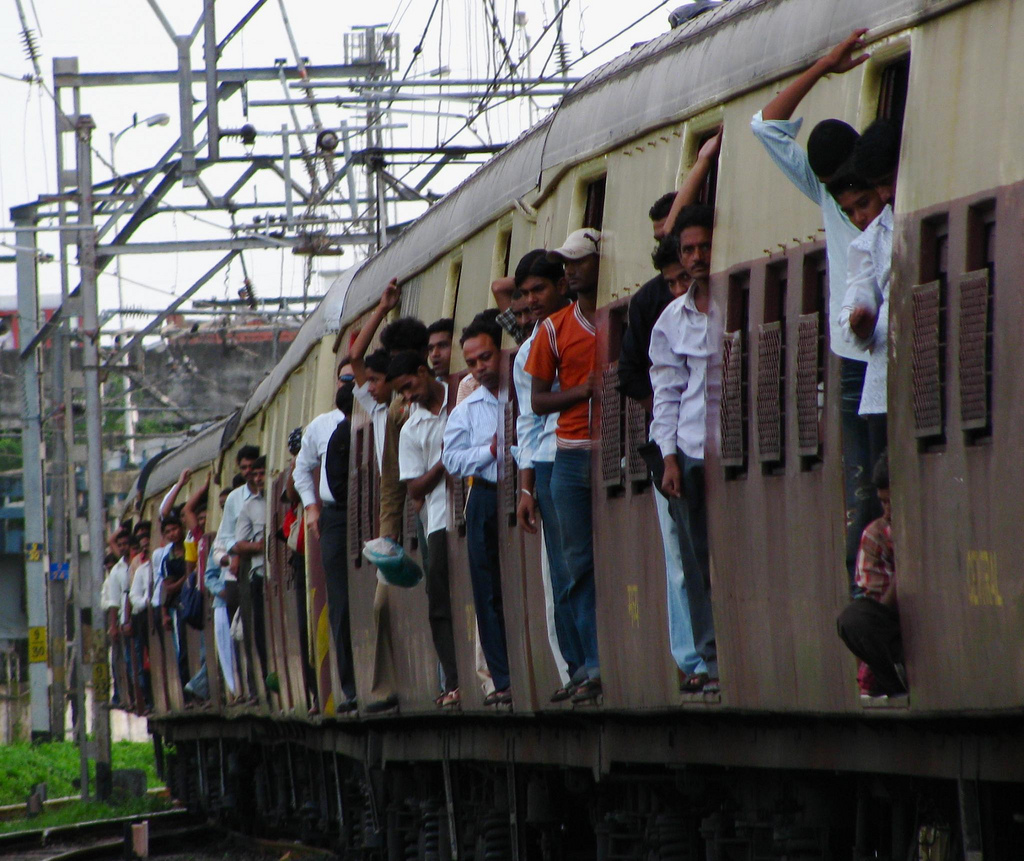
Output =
[
  {"x1": 294, "y1": 361, "x2": 358, "y2": 711},
  {"x1": 102, "y1": 530, "x2": 131, "y2": 706},
  {"x1": 233, "y1": 454, "x2": 269, "y2": 682},
  {"x1": 390, "y1": 350, "x2": 459, "y2": 707},
  {"x1": 649, "y1": 205, "x2": 720, "y2": 693},
  {"x1": 750, "y1": 28, "x2": 877, "y2": 592},
  {"x1": 443, "y1": 313, "x2": 511, "y2": 705}
]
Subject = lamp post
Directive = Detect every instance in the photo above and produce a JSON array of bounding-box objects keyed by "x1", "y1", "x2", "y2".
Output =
[{"x1": 109, "y1": 113, "x2": 169, "y2": 464}]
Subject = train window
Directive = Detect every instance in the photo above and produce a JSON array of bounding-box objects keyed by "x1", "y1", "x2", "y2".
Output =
[
  {"x1": 962, "y1": 202, "x2": 996, "y2": 444},
  {"x1": 912, "y1": 214, "x2": 949, "y2": 448},
  {"x1": 797, "y1": 251, "x2": 827, "y2": 469},
  {"x1": 583, "y1": 175, "x2": 607, "y2": 230},
  {"x1": 443, "y1": 258, "x2": 463, "y2": 319},
  {"x1": 758, "y1": 262, "x2": 788, "y2": 473},
  {"x1": 722, "y1": 270, "x2": 750, "y2": 479},
  {"x1": 694, "y1": 127, "x2": 721, "y2": 207},
  {"x1": 501, "y1": 229, "x2": 513, "y2": 277},
  {"x1": 876, "y1": 54, "x2": 911, "y2": 136}
]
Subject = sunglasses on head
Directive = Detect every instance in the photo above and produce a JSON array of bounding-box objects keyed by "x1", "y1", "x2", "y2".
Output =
[{"x1": 338, "y1": 373, "x2": 356, "y2": 384}]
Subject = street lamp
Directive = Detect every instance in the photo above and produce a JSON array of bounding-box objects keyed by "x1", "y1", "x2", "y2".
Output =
[{"x1": 108, "y1": 112, "x2": 169, "y2": 465}]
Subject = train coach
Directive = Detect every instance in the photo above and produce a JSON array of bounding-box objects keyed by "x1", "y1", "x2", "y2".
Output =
[{"x1": 130, "y1": 0, "x2": 1024, "y2": 856}]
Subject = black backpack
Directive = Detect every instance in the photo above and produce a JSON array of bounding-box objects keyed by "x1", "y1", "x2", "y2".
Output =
[{"x1": 325, "y1": 417, "x2": 351, "y2": 503}]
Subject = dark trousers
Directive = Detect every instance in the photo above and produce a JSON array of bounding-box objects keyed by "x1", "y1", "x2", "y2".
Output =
[
  {"x1": 131, "y1": 612, "x2": 151, "y2": 709},
  {"x1": 549, "y1": 449, "x2": 600, "y2": 680},
  {"x1": 841, "y1": 359, "x2": 880, "y2": 595},
  {"x1": 465, "y1": 483, "x2": 510, "y2": 691},
  {"x1": 837, "y1": 597, "x2": 905, "y2": 695},
  {"x1": 534, "y1": 459, "x2": 585, "y2": 679},
  {"x1": 289, "y1": 553, "x2": 317, "y2": 705},
  {"x1": 666, "y1": 453, "x2": 718, "y2": 679},
  {"x1": 319, "y1": 503, "x2": 356, "y2": 701},
  {"x1": 250, "y1": 572, "x2": 267, "y2": 674},
  {"x1": 426, "y1": 529, "x2": 459, "y2": 691}
]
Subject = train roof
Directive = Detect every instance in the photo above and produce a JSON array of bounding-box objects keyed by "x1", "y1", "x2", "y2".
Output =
[{"x1": 142, "y1": 0, "x2": 976, "y2": 481}]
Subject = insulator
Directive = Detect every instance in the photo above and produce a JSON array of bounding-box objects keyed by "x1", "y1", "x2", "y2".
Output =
[{"x1": 21, "y1": 27, "x2": 40, "y2": 65}]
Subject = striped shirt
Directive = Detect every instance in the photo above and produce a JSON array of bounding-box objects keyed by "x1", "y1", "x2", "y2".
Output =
[{"x1": 523, "y1": 301, "x2": 595, "y2": 450}]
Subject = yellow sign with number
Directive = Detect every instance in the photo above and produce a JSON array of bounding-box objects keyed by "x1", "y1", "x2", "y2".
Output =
[
  {"x1": 28, "y1": 626, "x2": 48, "y2": 663},
  {"x1": 25, "y1": 542, "x2": 43, "y2": 563}
]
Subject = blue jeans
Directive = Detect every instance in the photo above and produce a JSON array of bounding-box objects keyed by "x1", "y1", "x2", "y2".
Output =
[
  {"x1": 465, "y1": 483, "x2": 510, "y2": 691},
  {"x1": 666, "y1": 453, "x2": 717, "y2": 678},
  {"x1": 654, "y1": 488, "x2": 706, "y2": 675},
  {"x1": 534, "y1": 460, "x2": 585, "y2": 680},
  {"x1": 550, "y1": 449, "x2": 600, "y2": 681}
]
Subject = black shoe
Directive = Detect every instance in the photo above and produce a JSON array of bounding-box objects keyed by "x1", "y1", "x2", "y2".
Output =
[
  {"x1": 364, "y1": 694, "x2": 399, "y2": 714},
  {"x1": 337, "y1": 699, "x2": 358, "y2": 714}
]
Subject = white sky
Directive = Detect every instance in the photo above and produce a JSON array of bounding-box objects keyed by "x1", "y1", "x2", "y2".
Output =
[{"x1": 0, "y1": 0, "x2": 680, "y2": 326}]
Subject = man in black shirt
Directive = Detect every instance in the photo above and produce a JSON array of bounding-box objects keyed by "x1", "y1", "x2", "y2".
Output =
[{"x1": 616, "y1": 193, "x2": 686, "y2": 409}]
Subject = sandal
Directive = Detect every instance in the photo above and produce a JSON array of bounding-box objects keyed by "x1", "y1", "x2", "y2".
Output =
[
  {"x1": 571, "y1": 678, "x2": 602, "y2": 703},
  {"x1": 550, "y1": 685, "x2": 575, "y2": 703},
  {"x1": 484, "y1": 688, "x2": 512, "y2": 706},
  {"x1": 440, "y1": 688, "x2": 461, "y2": 708},
  {"x1": 680, "y1": 672, "x2": 710, "y2": 693}
]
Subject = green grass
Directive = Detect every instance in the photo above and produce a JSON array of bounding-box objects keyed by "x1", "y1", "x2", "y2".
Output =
[
  {"x1": 0, "y1": 794, "x2": 172, "y2": 835},
  {"x1": 0, "y1": 741, "x2": 162, "y2": 807}
]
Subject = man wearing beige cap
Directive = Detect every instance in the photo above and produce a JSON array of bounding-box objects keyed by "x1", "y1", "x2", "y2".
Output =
[{"x1": 524, "y1": 227, "x2": 603, "y2": 703}]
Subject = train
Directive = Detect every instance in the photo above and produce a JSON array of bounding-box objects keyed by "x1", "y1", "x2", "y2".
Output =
[{"x1": 125, "y1": 0, "x2": 1024, "y2": 857}]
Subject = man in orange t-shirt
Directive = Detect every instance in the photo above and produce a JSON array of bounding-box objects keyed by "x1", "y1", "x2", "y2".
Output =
[{"x1": 524, "y1": 228, "x2": 603, "y2": 703}]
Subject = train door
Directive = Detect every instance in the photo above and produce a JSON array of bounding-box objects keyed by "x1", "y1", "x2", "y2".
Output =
[
  {"x1": 495, "y1": 348, "x2": 567, "y2": 712},
  {"x1": 591, "y1": 296, "x2": 678, "y2": 709}
]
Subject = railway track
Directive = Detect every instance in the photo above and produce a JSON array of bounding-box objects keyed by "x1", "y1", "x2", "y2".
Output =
[{"x1": 1, "y1": 811, "x2": 339, "y2": 861}]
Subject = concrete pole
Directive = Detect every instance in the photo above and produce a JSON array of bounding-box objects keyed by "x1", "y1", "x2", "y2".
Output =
[
  {"x1": 13, "y1": 202, "x2": 51, "y2": 743},
  {"x1": 48, "y1": 274, "x2": 68, "y2": 740},
  {"x1": 76, "y1": 114, "x2": 113, "y2": 798}
]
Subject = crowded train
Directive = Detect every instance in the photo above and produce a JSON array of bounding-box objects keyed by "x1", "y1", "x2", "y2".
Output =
[{"x1": 97, "y1": 0, "x2": 1024, "y2": 854}]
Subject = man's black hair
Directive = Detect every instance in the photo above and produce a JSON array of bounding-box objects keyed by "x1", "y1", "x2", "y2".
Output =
[
  {"x1": 652, "y1": 234, "x2": 681, "y2": 271},
  {"x1": 336, "y1": 355, "x2": 352, "y2": 374},
  {"x1": 460, "y1": 309, "x2": 502, "y2": 348},
  {"x1": 673, "y1": 203, "x2": 715, "y2": 235},
  {"x1": 364, "y1": 347, "x2": 391, "y2": 375},
  {"x1": 133, "y1": 520, "x2": 151, "y2": 537},
  {"x1": 237, "y1": 444, "x2": 260, "y2": 464},
  {"x1": 825, "y1": 165, "x2": 874, "y2": 200},
  {"x1": 514, "y1": 248, "x2": 564, "y2": 289},
  {"x1": 113, "y1": 528, "x2": 131, "y2": 542},
  {"x1": 872, "y1": 450, "x2": 889, "y2": 490},
  {"x1": 104, "y1": 553, "x2": 117, "y2": 567},
  {"x1": 854, "y1": 118, "x2": 900, "y2": 185},
  {"x1": 649, "y1": 192, "x2": 677, "y2": 222},
  {"x1": 232, "y1": 473, "x2": 245, "y2": 489},
  {"x1": 161, "y1": 512, "x2": 182, "y2": 530},
  {"x1": 386, "y1": 349, "x2": 429, "y2": 381},
  {"x1": 807, "y1": 119, "x2": 859, "y2": 180},
  {"x1": 426, "y1": 318, "x2": 454, "y2": 338},
  {"x1": 251, "y1": 455, "x2": 267, "y2": 470},
  {"x1": 128, "y1": 535, "x2": 140, "y2": 548},
  {"x1": 380, "y1": 316, "x2": 429, "y2": 355}
]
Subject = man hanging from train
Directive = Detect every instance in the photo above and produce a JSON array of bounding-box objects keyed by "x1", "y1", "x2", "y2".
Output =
[
  {"x1": 510, "y1": 249, "x2": 581, "y2": 701},
  {"x1": 836, "y1": 120, "x2": 899, "y2": 491},
  {"x1": 836, "y1": 451, "x2": 906, "y2": 697},
  {"x1": 617, "y1": 135, "x2": 720, "y2": 691},
  {"x1": 443, "y1": 311, "x2": 513, "y2": 706},
  {"x1": 294, "y1": 362, "x2": 359, "y2": 712},
  {"x1": 389, "y1": 349, "x2": 460, "y2": 708},
  {"x1": 525, "y1": 229, "x2": 603, "y2": 703},
  {"x1": 750, "y1": 28, "x2": 880, "y2": 595},
  {"x1": 648, "y1": 204, "x2": 721, "y2": 694},
  {"x1": 232, "y1": 455, "x2": 269, "y2": 695},
  {"x1": 347, "y1": 280, "x2": 434, "y2": 714}
]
